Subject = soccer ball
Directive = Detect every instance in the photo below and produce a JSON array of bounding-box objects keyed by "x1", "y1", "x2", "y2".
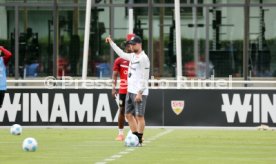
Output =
[
  {"x1": 22, "y1": 137, "x2": 38, "y2": 152},
  {"x1": 127, "y1": 130, "x2": 132, "y2": 136},
  {"x1": 10, "y1": 124, "x2": 22, "y2": 135},
  {"x1": 124, "y1": 133, "x2": 139, "y2": 147}
]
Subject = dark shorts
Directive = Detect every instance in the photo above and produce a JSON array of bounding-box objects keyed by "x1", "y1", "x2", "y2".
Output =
[
  {"x1": 125, "y1": 92, "x2": 147, "y2": 116},
  {"x1": 0, "y1": 90, "x2": 5, "y2": 108}
]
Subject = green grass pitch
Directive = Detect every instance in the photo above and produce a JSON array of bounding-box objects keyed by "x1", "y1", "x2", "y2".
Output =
[{"x1": 1, "y1": 127, "x2": 276, "y2": 164}]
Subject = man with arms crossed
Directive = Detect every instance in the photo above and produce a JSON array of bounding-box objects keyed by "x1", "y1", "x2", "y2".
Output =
[
  {"x1": 106, "y1": 35, "x2": 150, "y2": 146},
  {"x1": 112, "y1": 34, "x2": 135, "y2": 141}
]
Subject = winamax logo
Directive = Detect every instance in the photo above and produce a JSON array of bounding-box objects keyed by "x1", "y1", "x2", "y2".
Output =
[
  {"x1": 0, "y1": 93, "x2": 120, "y2": 123},
  {"x1": 221, "y1": 94, "x2": 276, "y2": 123}
]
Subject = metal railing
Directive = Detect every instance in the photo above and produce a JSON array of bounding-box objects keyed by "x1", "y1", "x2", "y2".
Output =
[{"x1": 6, "y1": 77, "x2": 276, "y2": 90}]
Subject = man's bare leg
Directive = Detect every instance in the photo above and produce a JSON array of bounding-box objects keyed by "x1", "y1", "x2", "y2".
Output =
[{"x1": 126, "y1": 113, "x2": 138, "y2": 132}]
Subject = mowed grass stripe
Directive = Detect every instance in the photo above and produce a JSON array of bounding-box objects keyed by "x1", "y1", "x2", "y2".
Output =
[
  {"x1": 0, "y1": 128, "x2": 164, "y2": 164},
  {"x1": 112, "y1": 129, "x2": 276, "y2": 164},
  {"x1": 1, "y1": 128, "x2": 276, "y2": 164},
  {"x1": 95, "y1": 129, "x2": 173, "y2": 164}
]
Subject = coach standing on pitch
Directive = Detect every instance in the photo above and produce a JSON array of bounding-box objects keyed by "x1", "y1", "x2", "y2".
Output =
[
  {"x1": 0, "y1": 46, "x2": 12, "y2": 109},
  {"x1": 112, "y1": 33, "x2": 135, "y2": 141},
  {"x1": 106, "y1": 35, "x2": 150, "y2": 146}
]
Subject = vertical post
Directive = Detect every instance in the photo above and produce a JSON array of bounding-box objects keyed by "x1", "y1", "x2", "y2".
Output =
[
  {"x1": 82, "y1": 0, "x2": 93, "y2": 81},
  {"x1": 73, "y1": 0, "x2": 79, "y2": 35},
  {"x1": 258, "y1": 0, "x2": 263, "y2": 51},
  {"x1": 243, "y1": 0, "x2": 250, "y2": 81},
  {"x1": 159, "y1": 0, "x2": 165, "y2": 76},
  {"x1": 53, "y1": 0, "x2": 58, "y2": 78},
  {"x1": 174, "y1": 0, "x2": 182, "y2": 80},
  {"x1": 148, "y1": 0, "x2": 153, "y2": 76},
  {"x1": 212, "y1": 0, "x2": 217, "y2": 50},
  {"x1": 14, "y1": 5, "x2": 19, "y2": 79},
  {"x1": 128, "y1": 0, "x2": 134, "y2": 33},
  {"x1": 193, "y1": 0, "x2": 199, "y2": 77},
  {"x1": 23, "y1": 0, "x2": 28, "y2": 32},
  {"x1": 109, "y1": 0, "x2": 114, "y2": 70},
  {"x1": 205, "y1": 6, "x2": 210, "y2": 78}
]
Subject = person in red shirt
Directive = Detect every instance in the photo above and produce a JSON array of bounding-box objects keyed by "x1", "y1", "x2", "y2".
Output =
[
  {"x1": 112, "y1": 33, "x2": 135, "y2": 141},
  {"x1": 0, "y1": 46, "x2": 12, "y2": 109}
]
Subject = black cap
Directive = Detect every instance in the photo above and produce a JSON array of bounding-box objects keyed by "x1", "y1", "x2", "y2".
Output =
[
  {"x1": 120, "y1": 40, "x2": 132, "y2": 49},
  {"x1": 125, "y1": 40, "x2": 132, "y2": 45},
  {"x1": 120, "y1": 41, "x2": 126, "y2": 49},
  {"x1": 129, "y1": 36, "x2": 142, "y2": 45}
]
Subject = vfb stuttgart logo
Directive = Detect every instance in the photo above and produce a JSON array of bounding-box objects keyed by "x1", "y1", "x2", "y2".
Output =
[{"x1": 171, "y1": 101, "x2": 185, "y2": 115}]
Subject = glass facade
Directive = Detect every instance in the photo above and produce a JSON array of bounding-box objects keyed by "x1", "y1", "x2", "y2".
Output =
[{"x1": 1, "y1": 0, "x2": 276, "y2": 79}]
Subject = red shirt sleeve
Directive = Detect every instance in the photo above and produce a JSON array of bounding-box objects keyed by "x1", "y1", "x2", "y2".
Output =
[
  {"x1": 113, "y1": 58, "x2": 121, "y2": 71},
  {"x1": 0, "y1": 47, "x2": 12, "y2": 66}
]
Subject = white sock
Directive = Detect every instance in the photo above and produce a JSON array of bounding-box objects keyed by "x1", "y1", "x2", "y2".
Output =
[{"x1": 118, "y1": 129, "x2": 124, "y2": 135}]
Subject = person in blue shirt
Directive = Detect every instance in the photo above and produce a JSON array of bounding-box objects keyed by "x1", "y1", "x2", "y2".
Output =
[{"x1": 0, "y1": 46, "x2": 12, "y2": 109}]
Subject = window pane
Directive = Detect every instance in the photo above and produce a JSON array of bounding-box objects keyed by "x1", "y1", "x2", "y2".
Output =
[
  {"x1": 250, "y1": 6, "x2": 276, "y2": 77},
  {"x1": 209, "y1": 7, "x2": 244, "y2": 77}
]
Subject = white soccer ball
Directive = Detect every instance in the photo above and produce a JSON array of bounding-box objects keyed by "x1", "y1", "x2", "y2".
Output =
[
  {"x1": 124, "y1": 133, "x2": 139, "y2": 147},
  {"x1": 22, "y1": 137, "x2": 38, "y2": 152},
  {"x1": 10, "y1": 124, "x2": 22, "y2": 135}
]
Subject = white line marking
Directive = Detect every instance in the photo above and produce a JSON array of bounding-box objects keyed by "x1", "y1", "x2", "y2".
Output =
[
  {"x1": 118, "y1": 151, "x2": 129, "y2": 155},
  {"x1": 111, "y1": 155, "x2": 121, "y2": 158},
  {"x1": 148, "y1": 129, "x2": 173, "y2": 141},
  {"x1": 126, "y1": 148, "x2": 135, "y2": 151},
  {"x1": 94, "y1": 129, "x2": 173, "y2": 164}
]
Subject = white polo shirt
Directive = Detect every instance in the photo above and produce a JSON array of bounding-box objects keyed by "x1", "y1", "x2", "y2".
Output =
[{"x1": 110, "y1": 42, "x2": 150, "y2": 95}]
